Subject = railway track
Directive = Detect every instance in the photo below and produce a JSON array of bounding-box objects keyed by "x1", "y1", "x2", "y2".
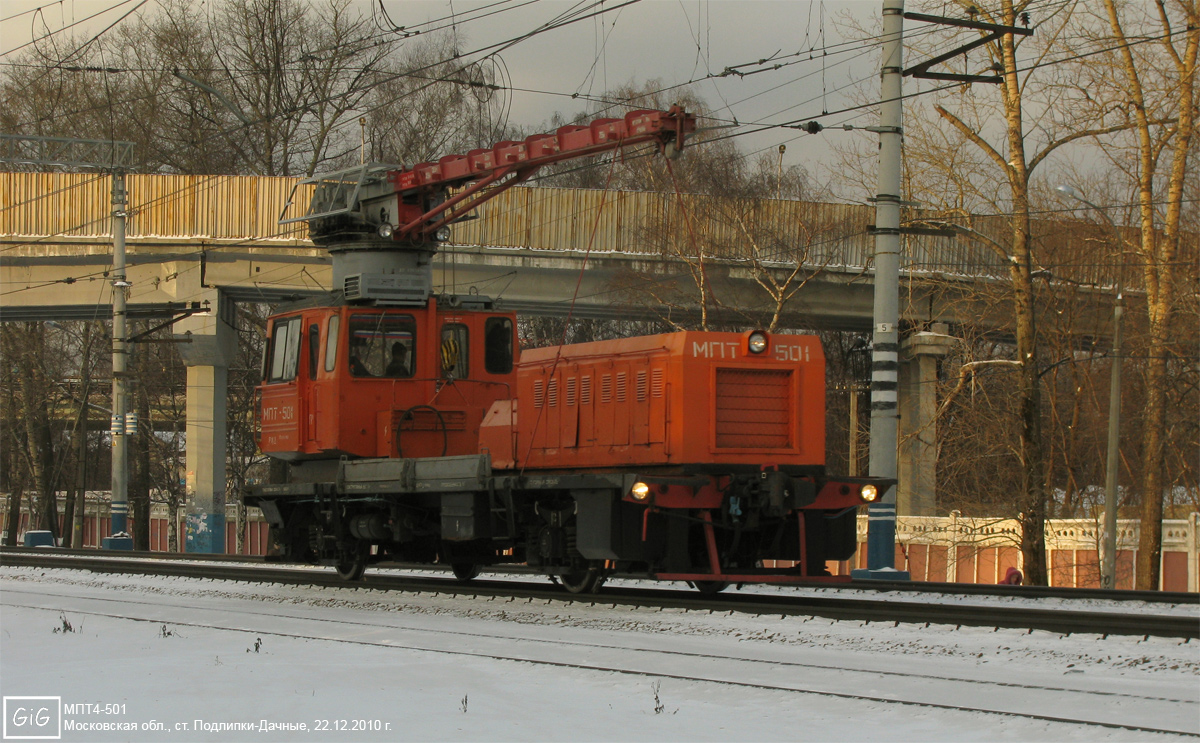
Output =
[
  {"x1": 4, "y1": 545, "x2": 1193, "y2": 604},
  {"x1": 3, "y1": 548, "x2": 1196, "y2": 639}
]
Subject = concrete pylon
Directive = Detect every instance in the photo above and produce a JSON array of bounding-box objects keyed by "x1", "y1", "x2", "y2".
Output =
[
  {"x1": 897, "y1": 324, "x2": 954, "y2": 516},
  {"x1": 170, "y1": 282, "x2": 237, "y2": 553}
]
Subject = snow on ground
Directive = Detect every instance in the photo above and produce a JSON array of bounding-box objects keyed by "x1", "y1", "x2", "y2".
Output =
[{"x1": 1, "y1": 566, "x2": 1197, "y2": 742}]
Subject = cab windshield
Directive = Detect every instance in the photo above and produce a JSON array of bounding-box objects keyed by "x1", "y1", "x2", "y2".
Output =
[{"x1": 347, "y1": 314, "x2": 416, "y2": 378}]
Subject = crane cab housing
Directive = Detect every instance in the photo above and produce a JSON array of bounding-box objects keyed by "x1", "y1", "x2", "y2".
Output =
[{"x1": 258, "y1": 294, "x2": 516, "y2": 464}]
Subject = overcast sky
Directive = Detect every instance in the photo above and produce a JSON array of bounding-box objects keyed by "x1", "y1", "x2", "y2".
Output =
[{"x1": 1, "y1": 1, "x2": 886, "y2": 177}]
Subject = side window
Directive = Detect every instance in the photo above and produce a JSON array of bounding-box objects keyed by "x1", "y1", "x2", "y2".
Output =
[
  {"x1": 324, "y1": 315, "x2": 339, "y2": 373},
  {"x1": 308, "y1": 323, "x2": 319, "y2": 379},
  {"x1": 266, "y1": 316, "x2": 301, "y2": 383},
  {"x1": 484, "y1": 317, "x2": 513, "y2": 374},
  {"x1": 441, "y1": 324, "x2": 468, "y2": 379},
  {"x1": 348, "y1": 313, "x2": 417, "y2": 378}
]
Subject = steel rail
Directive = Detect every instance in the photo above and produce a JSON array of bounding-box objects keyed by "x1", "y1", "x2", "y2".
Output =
[
  {"x1": 2, "y1": 546, "x2": 1195, "y2": 604},
  {"x1": 2, "y1": 550, "x2": 1195, "y2": 639}
]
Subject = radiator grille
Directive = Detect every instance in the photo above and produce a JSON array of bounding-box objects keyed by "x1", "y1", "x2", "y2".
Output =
[
  {"x1": 714, "y1": 368, "x2": 792, "y2": 448},
  {"x1": 580, "y1": 376, "x2": 592, "y2": 405}
]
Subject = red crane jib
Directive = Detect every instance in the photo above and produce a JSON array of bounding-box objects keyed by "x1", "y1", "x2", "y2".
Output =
[
  {"x1": 389, "y1": 107, "x2": 695, "y2": 193},
  {"x1": 384, "y1": 107, "x2": 695, "y2": 240}
]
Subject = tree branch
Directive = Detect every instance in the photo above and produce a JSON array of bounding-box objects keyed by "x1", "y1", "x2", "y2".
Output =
[{"x1": 934, "y1": 105, "x2": 1009, "y2": 173}]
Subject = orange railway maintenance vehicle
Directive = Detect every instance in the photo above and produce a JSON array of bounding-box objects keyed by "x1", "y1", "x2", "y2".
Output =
[{"x1": 246, "y1": 107, "x2": 889, "y2": 592}]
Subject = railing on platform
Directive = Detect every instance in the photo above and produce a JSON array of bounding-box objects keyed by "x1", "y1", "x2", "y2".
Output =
[{"x1": 2, "y1": 171, "x2": 1165, "y2": 291}]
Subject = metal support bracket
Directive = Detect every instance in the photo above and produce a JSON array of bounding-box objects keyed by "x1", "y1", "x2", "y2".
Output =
[
  {"x1": 903, "y1": 11, "x2": 1034, "y2": 84},
  {"x1": 127, "y1": 301, "x2": 210, "y2": 343}
]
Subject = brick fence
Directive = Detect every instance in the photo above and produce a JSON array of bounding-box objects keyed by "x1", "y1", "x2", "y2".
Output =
[{"x1": 829, "y1": 512, "x2": 1198, "y2": 592}]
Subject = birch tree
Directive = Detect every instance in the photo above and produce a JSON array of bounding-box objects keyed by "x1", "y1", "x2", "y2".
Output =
[
  {"x1": 882, "y1": 0, "x2": 1144, "y2": 583},
  {"x1": 1081, "y1": 0, "x2": 1199, "y2": 589}
]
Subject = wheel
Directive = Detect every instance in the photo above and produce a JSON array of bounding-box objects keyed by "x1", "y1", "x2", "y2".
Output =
[
  {"x1": 335, "y1": 559, "x2": 366, "y2": 581},
  {"x1": 333, "y1": 542, "x2": 364, "y2": 583},
  {"x1": 558, "y1": 568, "x2": 602, "y2": 594},
  {"x1": 451, "y1": 563, "x2": 480, "y2": 582},
  {"x1": 692, "y1": 580, "x2": 729, "y2": 595}
]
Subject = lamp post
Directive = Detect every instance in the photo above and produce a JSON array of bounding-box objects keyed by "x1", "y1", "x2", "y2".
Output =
[
  {"x1": 1056, "y1": 185, "x2": 1123, "y2": 590},
  {"x1": 776, "y1": 144, "x2": 786, "y2": 200}
]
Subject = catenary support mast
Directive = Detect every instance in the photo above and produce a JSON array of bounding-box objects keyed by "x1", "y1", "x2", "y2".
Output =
[
  {"x1": 105, "y1": 170, "x2": 133, "y2": 549},
  {"x1": 857, "y1": 0, "x2": 909, "y2": 578}
]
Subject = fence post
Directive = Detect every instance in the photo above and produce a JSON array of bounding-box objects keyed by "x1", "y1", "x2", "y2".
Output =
[{"x1": 1189, "y1": 513, "x2": 1198, "y2": 593}]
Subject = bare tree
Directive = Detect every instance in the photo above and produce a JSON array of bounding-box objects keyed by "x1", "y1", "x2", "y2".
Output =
[
  {"x1": 227, "y1": 305, "x2": 270, "y2": 555},
  {"x1": 366, "y1": 36, "x2": 513, "y2": 167},
  {"x1": 0, "y1": 324, "x2": 71, "y2": 541},
  {"x1": 2, "y1": 350, "x2": 27, "y2": 546},
  {"x1": 1084, "y1": 0, "x2": 1199, "y2": 589},
  {"x1": 851, "y1": 0, "x2": 1150, "y2": 584},
  {"x1": 205, "y1": 0, "x2": 397, "y2": 176}
]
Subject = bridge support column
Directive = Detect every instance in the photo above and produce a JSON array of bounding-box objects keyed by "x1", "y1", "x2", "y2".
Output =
[
  {"x1": 897, "y1": 324, "x2": 954, "y2": 516},
  {"x1": 174, "y1": 291, "x2": 237, "y2": 553}
]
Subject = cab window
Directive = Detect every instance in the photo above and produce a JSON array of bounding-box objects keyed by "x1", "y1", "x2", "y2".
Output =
[
  {"x1": 323, "y1": 315, "x2": 340, "y2": 373},
  {"x1": 484, "y1": 317, "x2": 513, "y2": 374},
  {"x1": 441, "y1": 324, "x2": 468, "y2": 379},
  {"x1": 266, "y1": 316, "x2": 301, "y2": 383},
  {"x1": 308, "y1": 323, "x2": 320, "y2": 379},
  {"x1": 348, "y1": 314, "x2": 416, "y2": 378}
]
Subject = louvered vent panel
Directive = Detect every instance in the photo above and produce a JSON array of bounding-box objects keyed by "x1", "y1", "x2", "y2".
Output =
[
  {"x1": 567, "y1": 377, "x2": 577, "y2": 406},
  {"x1": 547, "y1": 378, "x2": 558, "y2": 407},
  {"x1": 616, "y1": 372, "x2": 627, "y2": 402},
  {"x1": 636, "y1": 370, "x2": 647, "y2": 402},
  {"x1": 651, "y1": 369, "x2": 663, "y2": 397},
  {"x1": 534, "y1": 380, "x2": 544, "y2": 408},
  {"x1": 714, "y1": 368, "x2": 792, "y2": 448},
  {"x1": 580, "y1": 376, "x2": 592, "y2": 405},
  {"x1": 601, "y1": 375, "x2": 612, "y2": 404}
]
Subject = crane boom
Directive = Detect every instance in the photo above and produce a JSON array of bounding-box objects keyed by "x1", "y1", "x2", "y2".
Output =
[
  {"x1": 289, "y1": 107, "x2": 694, "y2": 244},
  {"x1": 282, "y1": 106, "x2": 693, "y2": 305},
  {"x1": 386, "y1": 106, "x2": 694, "y2": 240}
]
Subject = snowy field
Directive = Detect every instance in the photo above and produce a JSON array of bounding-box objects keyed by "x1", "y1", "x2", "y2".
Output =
[{"x1": 1, "y1": 566, "x2": 1197, "y2": 742}]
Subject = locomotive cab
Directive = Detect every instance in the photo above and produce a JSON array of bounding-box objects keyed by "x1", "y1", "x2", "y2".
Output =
[{"x1": 257, "y1": 296, "x2": 517, "y2": 463}]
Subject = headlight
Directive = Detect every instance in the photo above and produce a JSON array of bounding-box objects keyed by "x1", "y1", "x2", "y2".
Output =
[
  {"x1": 860, "y1": 484, "x2": 879, "y2": 502},
  {"x1": 378, "y1": 223, "x2": 394, "y2": 238},
  {"x1": 748, "y1": 331, "x2": 768, "y2": 354},
  {"x1": 630, "y1": 482, "x2": 650, "y2": 501},
  {"x1": 436, "y1": 226, "x2": 452, "y2": 242}
]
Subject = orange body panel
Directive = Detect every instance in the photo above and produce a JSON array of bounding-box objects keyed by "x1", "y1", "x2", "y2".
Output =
[{"x1": 479, "y1": 331, "x2": 826, "y2": 471}]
